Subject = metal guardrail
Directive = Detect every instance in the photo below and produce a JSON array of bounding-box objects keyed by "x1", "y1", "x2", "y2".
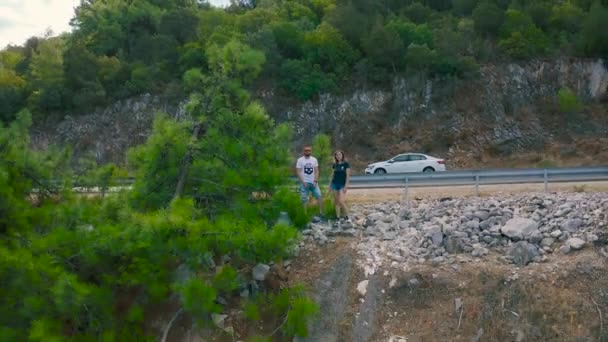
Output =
[
  {"x1": 47, "y1": 166, "x2": 608, "y2": 194},
  {"x1": 346, "y1": 166, "x2": 608, "y2": 196}
]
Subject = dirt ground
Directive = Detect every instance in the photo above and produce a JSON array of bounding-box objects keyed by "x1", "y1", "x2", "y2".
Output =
[
  {"x1": 346, "y1": 181, "x2": 608, "y2": 204},
  {"x1": 374, "y1": 249, "x2": 608, "y2": 342},
  {"x1": 289, "y1": 240, "x2": 608, "y2": 342}
]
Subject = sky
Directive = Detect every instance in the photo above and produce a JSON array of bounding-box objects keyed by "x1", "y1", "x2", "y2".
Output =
[{"x1": 0, "y1": 0, "x2": 230, "y2": 48}]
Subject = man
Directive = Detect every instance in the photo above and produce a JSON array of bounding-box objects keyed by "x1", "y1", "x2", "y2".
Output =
[{"x1": 296, "y1": 145, "x2": 323, "y2": 221}]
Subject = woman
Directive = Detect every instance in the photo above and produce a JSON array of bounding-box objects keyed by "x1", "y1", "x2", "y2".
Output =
[{"x1": 329, "y1": 150, "x2": 351, "y2": 220}]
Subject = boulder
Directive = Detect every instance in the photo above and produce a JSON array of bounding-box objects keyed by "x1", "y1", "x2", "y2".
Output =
[
  {"x1": 501, "y1": 218, "x2": 539, "y2": 241},
  {"x1": 566, "y1": 238, "x2": 585, "y2": 251},
  {"x1": 508, "y1": 241, "x2": 540, "y2": 266}
]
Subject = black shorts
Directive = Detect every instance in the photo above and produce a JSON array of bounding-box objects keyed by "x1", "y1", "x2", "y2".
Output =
[{"x1": 331, "y1": 182, "x2": 345, "y2": 191}]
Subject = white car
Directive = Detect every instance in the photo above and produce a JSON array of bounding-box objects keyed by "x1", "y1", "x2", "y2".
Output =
[{"x1": 365, "y1": 153, "x2": 446, "y2": 174}]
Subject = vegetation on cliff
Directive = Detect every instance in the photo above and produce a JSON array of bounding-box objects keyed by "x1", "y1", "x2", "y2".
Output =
[{"x1": 1, "y1": 0, "x2": 608, "y2": 123}]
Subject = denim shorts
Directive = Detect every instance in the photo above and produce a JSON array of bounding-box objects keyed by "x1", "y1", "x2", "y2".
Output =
[{"x1": 300, "y1": 183, "x2": 322, "y2": 203}]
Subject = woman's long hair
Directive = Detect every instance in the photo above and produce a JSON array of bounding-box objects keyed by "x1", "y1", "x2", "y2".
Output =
[{"x1": 334, "y1": 150, "x2": 346, "y2": 164}]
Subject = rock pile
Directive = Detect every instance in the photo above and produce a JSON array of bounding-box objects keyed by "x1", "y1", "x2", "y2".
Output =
[{"x1": 301, "y1": 193, "x2": 608, "y2": 274}]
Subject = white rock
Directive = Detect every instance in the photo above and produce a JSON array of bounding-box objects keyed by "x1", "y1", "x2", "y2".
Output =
[
  {"x1": 586, "y1": 233, "x2": 599, "y2": 243},
  {"x1": 501, "y1": 218, "x2": 539, "y2": 240},
  {"x1": 252, "y1": 264, "x2": 270, "y2": 281},
  {"x1": 357, "y1": 280, "x2": 369, "y2": 296},
  {"x1": 562, "y1": 218, "x2": 584, "y2": 233},
  {"x1": 567, "y1": 238, "x2": 585, "y2": 251},
  {"x1": 211, "y1": 313, "x2": 228, "y2": 328}
]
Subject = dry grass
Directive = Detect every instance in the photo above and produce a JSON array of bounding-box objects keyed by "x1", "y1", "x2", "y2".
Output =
[
  {"x1": 278, "y1": 228, "x2": 608, "y2": 342},
  {"x1": 376, "y1": 250, "x2": 608, "y2": 342}
]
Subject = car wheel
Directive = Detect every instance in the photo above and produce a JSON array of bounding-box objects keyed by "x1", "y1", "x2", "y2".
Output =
[
  {"x1": 374, "y1": 168, "x2": 387, "y2": 174},
  {"x1": 423, "y1": 167, "x2": 435, "y2": 173}
]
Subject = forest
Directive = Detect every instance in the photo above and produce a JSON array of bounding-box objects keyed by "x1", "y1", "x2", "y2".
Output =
[
  {"x1": 1, "y1": 0, "x2": 608, "y2": 340},
  {"x1": 1, "y1": 0, "x2": 608, "y2": 123}
]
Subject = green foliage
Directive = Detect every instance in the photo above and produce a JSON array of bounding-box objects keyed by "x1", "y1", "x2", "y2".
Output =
[
  {"x1": 472, "y1": 1, "x2": 505, "y2": 35},
  {"x1": 498, "y1": 9, "x2": 550, "y2": 59},
  {"x1": 303, "y1": 23, "x2": 358, "y2": 77},
  {"x1": 406, "y1": 44, "x2": 438, "y2": 70},
  {"x1": 128, "y1": 114, "x2": 190, "y2": 210},
  {"x1": 363, "y1": 24, "x2": 405, "y2": 71},
  {"x1": 453, "y1": 0, "x2": 479, "y2": 16},
  {"x1": 0, "y1": 0, "x2": 605, "y2": 115},
  {"x1": 285, "y1": 297, "x2": 320, "y2": 337},
  {"x1": 213, "y1": 266, "x2": 241, "y2": 292},
  {"x1": 312, "y1": 133, "x2": 332, "y2": 174},
  {"x1": 269, "y1": 286, "x2": 319, "y2": 337},
  {"x1": 279, "y1": 59, "x2": 336, "y2": 100},
  {"x1": 178, "y1": 279, "x2": 221, "y2": 320},
  {"x1": 402, "y1": 2, "x2": 435, "y2": 24},
  {"x1": 244, "y1": 301, "x2": 261, "y2": 321},
  {"x1": 75, "y1": 157, "x2": 128, "y2": 196},
  {"x1": 0, "y1": 33, "x2": 320, "y2": 341},
  {"x1": 245, "y1": 285, "x2": 319, "y2": 338},
  {"x1": 386, "y1": 19, "x2": 434, "y2": 48},
  {"x1": 271, "y1": 21, "x2": 304, "y2": 59},
  {"x1": 557, "y1": 87, "x2": 582, "y2": 114},
  {"x1": 526, "y1": 2, "x2": 552, "y2": 31},
  {"x1": 325, "y1": 3, "x2": 371, "y2": 46},
  {"x1": 550, "y1": 2, "x2": 585, "y2": 33},
  {"x1": 0, "y1": 67, "x2": 27, "y2": 122},
  {"x1": 0, "y1": 109, "x2": 70, "y2": 233},
  {"x1": 27, "y1": 37, "x2": 67, "y2": 112},
  {"x1": 269, "y1": 187, "x2": 310, "y2": 228},
  {"x1": 577, "y1": 2, "x2": 608, "y2": 58}
]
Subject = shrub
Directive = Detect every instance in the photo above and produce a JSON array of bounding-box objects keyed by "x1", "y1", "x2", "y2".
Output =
[{"x1": 557, "y1": 87, "x2": 582, "y2": 114}]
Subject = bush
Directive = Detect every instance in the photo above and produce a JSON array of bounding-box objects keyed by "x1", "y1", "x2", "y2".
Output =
[
  {"x1": 247, "y1": 285, "x2": 319, "y2": 338},
  {"x1": 453, "y1": 0, "x2": 479, "y2": 16},
  {"x1": 557, "y1": 87, "x2": 582, "y2": 114},
  {"x1": 472, "y1": 1, "x2": 505, "y2": 36},
  {"x1": 279, "y1": 59, "x2": 336, "y2": 100},
  {"x1": 576, "y1": 2, "x2": 608, "y2": 58},
  {"x1": 498, "y1": 27, "x2": 550, "y2": 59},
  {"x1": 550, "y1": 2, "x2": 585, "y2": 33},
  {"x1": 497, "y1": 9, "x2": 551, "y2": 59}
]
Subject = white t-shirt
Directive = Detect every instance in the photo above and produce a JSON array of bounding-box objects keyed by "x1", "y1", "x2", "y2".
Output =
[{"x1": 296, "y1": 156, "x2": 318, "y2": 184}]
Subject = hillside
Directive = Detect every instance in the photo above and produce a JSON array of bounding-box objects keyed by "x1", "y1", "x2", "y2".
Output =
[
  {"x1": 2, "y1": 0, "x2": 608, "y2": 170},
  {"x1": 31, "y1": 57, "x2": 608, "y2": 171},
  {"x1": 2, "y1": 1, "x2": 608, "y2": 341}
]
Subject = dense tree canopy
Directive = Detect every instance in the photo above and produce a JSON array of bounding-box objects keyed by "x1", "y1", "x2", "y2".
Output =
[
  {"x1": 0, "y1": 37, "x2": 319, "y2": 340},
  {"x1": 1, "y1": 0, "x2": 607, "y2": 121}
]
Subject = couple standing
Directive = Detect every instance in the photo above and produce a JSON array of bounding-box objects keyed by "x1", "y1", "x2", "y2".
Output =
[{"x1": 296, "y1": 145, "x2": 350, "y2": 222}]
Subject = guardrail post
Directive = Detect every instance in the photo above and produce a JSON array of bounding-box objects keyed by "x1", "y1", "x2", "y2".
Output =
[
  {"x1": 475, "y1": 175, "x2": 480, "y2": 197},
  {"x1": 404, "y1": 176, "x2": 409, "y2": 203},
  {"x1": 544, "y1": 169, "x2": 548, "y2": 193}
]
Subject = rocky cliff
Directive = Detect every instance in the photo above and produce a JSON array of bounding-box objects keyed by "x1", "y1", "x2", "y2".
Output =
[{"x1": 31, "y1": 58, "x2": 608, "y2": 169}]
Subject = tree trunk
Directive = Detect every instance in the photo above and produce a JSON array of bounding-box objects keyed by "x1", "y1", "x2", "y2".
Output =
[
  {"x1": 173, "y1": 123, "x2": 203, "y2": 199},
  {"x1": 173, "y1": 78, "x2": 219, "y2": 200}
]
